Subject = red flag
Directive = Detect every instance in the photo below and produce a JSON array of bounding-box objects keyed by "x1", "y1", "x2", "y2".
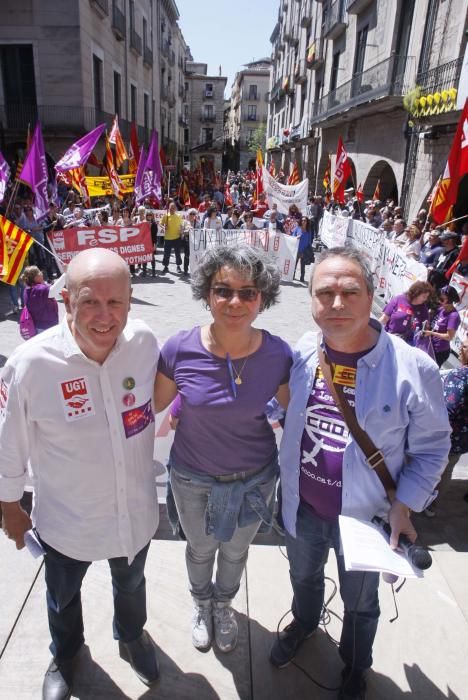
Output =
[
  {"x1": 288, "y1": 161, "x2": 300, "y2": 185},
  {"x1": 87, "y1": 153, "x2": 103, "y2": 169},
  {"x1": 332, "y1": 137, "x2": 351, "y2": 204},
  {"x1": 432, "y1": 98, "x2": 468, "y2": 224},
  {"x1": 446, "y1": 235, "x2": 468, "y2": 279},
  {"x1": 356, "y1": 183, "x2": 365, "y2": 203},
  {"x1": 224, "y1": 183, "x2": 233, "y2": 206},
  {"x1": 130, "y1": 121, "x2": 140, "y2": 168},
  {"x1": 372, "y1": 179, "x2": 381, "y2": 201},
  {"x1": 268, "y1": 161, "x2": 277, "y2": 178}
]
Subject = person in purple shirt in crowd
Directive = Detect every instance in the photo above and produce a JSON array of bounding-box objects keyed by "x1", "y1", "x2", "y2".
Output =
[
  {"x1": 21, "y1": 265, "x2": 59, "y2": 334},
  {"x1": 378, "y1": 280, "x2": 432, "y2": 344},
  {"x1": 423, "y1": 285, "x2": 461, "y2": 367},
  {"x1": 291, "y1": 215, "x2": 312, "y2": 283},
  {"x1": 154, "y1": 245, "x2": 292, "y2": 655}
]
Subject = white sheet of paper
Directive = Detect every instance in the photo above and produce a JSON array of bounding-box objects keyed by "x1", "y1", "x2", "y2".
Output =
[
  {"x1": 24, "y1": 529, "x2": 45, "y2": 559},
  {"x1": 339, "y1": 515, "x2": 423, "y2": 579}
]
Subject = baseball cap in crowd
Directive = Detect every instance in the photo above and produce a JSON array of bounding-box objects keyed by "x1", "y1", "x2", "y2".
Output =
[
  {"x1": 440, "y1": 230, "x2": 459, "y2": 241},
  {"x1": 187, "y1": 208, "x2": 197, "y2": 215}
]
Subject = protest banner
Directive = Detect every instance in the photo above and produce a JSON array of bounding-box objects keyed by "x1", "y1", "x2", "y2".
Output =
[
  {"x1": 48, "y1": 222, "x2": 153, "y2": 265},
  {"x1": 449, "y1": 272, "x2": 468, "y2": 353},
  {"x1": 189, "y1": 228, "x2": 299, "y2": 282},
  {"x1": 320, "y1": 209, "x2": 349, "y2": 248},
  {"x1": 262, "y1": 166, "x2": 308, "y2": 215},
  {"x1": 84, "y1": 173, "x2": 136, "y2": 197}
]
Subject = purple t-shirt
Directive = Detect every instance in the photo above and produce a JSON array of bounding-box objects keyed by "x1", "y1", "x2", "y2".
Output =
[
  {"x1": 431, "y1": 307, "x2": 460, "y2": 352},
  {"x1": 299, "y1": 345, "x2": 370, "y2": 521},
  {"x1": 24, "y1": 284, "x2": 59, "y2": 330},
  {"x1": 158, "y1": 327, "x2": 292, "y2": 475},
  {"x1": 383, "y1": 293, "x2": 428, "y2": 339}
]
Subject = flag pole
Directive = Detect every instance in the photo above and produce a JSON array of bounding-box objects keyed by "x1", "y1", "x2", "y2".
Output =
[
  {"x1": 5, "y1": 180, "x2": 20, "y2": 218},
  {"x1": 435, "y1": 213, "x2": 468, "y2": 229}
]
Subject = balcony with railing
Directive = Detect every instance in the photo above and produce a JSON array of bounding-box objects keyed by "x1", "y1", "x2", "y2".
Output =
[
  {"x1": 0, "y1": 103, "x2": 128, "y2": 136},
  {"x1": 324, "y1": 0, "x2": 348, "y2": 40},
  {"x1": 90, "y1": 0, "x2": 109, "y2": 17},
  {"x1": 111, "y1": 1, "x2": 126, "y2": 39},
  {"x1": 346, "y1": 0, "x2": 373, "y2": 14},
  {"x1": 310, "y1": 54, "x2": 415, "y2": 125},
  {"x1": 178, "y1": 114, "x2": 188, "y2": 126},
  {"x1": 143, "y1": 46, "x2": 153, "y2": 67},
  {"x1": 269, "y1": 80, "x2": 285, "y2": 103},
  {"x1": 161, "y1": 39, "x2": 170, "y2": 58},
  {"x1": 417, "y1": 56, "x2": 463, "y2": 94},
  {"x1": 200, "y1": 111, "x2": 216, "y2": 122},
  {"x1": 130, "y1": 28, "x2": 142, "y2": 56},
  {"x1": 406, "y1": 56, "x2": 463, "y2": 118},
  {"x1": 160, "y1": 84, "x2": 169, "y2": 101}
]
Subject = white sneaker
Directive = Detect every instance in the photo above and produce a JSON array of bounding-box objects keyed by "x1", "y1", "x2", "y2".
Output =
[
  {"x1": 213, "y1": 602, "x2": 238, "y2": 653},
  {"x1": 191, "y1": 600, "x2": 213, "y2": 651}
]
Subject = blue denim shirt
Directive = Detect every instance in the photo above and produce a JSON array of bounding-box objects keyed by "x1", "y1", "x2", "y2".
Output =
[
  {"x1": 167, "y1": 456, "x2": 279, "y2": 542},
  {"x1": 276, "y1": 321, "x2": 451, "y2": 537}
]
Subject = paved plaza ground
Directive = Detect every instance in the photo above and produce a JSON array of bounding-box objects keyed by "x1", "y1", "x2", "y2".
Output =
[{"x1": 0, "y1": 257, "x2": 467, "y2": 699}]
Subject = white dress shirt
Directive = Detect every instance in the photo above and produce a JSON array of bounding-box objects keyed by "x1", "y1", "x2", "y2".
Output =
[{"x1": 0, "y1": 317, "x2": 160, "y2": 563}]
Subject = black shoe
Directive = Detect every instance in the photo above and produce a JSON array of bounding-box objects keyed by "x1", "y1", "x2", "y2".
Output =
[
  {"x1": 152, "y1": 269, "x2": 156, "y2": 277},
  {"x1": 176, "y1": 266, "x2": 182, "y2": 273},
  {"x1": 119, "y1": 630, "x2": 159, "y2": 686},
  {"x1": 338, "y1": 666, "x2": 367, "y2": 699},
  {"x1": 161, "y1": 267, "x2": 169, "y2": 274},
  {"x1": 42, "y1": 657, "x2": 75, "y2": 700},
  {"x1": 269, "y1": 619, "x2": 315, "y2": 668}
]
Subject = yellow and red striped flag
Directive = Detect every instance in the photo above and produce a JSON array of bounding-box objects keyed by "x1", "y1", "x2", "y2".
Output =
[
  {"x1": 288, "y1": 160, "x2": 300, "y2": 185},
  {"x1": 109, "y1": 115, "x2": 129, "y2": 169},
  {"x1": 372, "y1": 179, "x2": 381, "y2": 201},
  {"x1": 0, "y1": 215, "x2": 34, "y2": 285},
  {"x1": 0, "y1": 218, "x2": 8, "y2": 277},
  {"x1": 105, "y1": 134, "x2": 125, "y2": 199},
  {"x1": 69, "y1": 167, "x2": 91, "y2": 207}
]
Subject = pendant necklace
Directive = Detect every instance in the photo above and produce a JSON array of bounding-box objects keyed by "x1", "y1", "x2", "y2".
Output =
[{"x1": 209, "y1": 326, "x2": 253, "y2": 388}]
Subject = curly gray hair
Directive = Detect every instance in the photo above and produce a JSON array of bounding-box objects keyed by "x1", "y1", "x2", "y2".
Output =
[{"x1": 191, "y1": 244, "x2": 281, "y2": 310}]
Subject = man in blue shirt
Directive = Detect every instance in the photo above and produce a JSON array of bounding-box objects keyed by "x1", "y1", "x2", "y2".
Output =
[{"x1": 270, "y1": 247, "x2": 450, "y2": 699}]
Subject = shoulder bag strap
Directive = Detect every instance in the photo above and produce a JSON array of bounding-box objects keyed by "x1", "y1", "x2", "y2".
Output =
[{"x1": 317, "y1": 343, "x2": 396, "y2": 502}]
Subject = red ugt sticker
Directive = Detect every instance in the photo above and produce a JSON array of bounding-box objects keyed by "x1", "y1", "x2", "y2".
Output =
[{"x1": 60, "y1": 377, "x2": 95, "y2": 421}]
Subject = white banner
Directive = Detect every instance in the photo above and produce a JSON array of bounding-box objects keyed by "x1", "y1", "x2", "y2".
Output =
[
  {"x1": 189, "y1": 228, "x2": 299, "y2": 282},
  {"x1": 262, "y1": 166, "x2": 309, "y2": 215},
  {"x1": 449, "y1": 273, "x2": 468, "y2": 353},
  {"x1": 319, "y1": 213, "x2": 428, "y2": 299},
  {"x1": 321, "y1": 209, "x2": 349, "y2": 248}
]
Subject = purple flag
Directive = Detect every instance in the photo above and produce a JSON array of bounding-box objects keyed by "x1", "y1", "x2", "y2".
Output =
[
  {"x1": 135, "y1": 130, "x2": 162, "y2": 203},
  {"x1": 55, "y1": 123, "x2": 105, "y2": 172},
  {"x1": 18, "y1": 122, "x2": 49, "y2": 221},
  {"x1": 0, "y1": 150, "x2": 10, "y2": 204},
  {"x1": 134, "y1": 146, "x2": 147, "y2": 204}
]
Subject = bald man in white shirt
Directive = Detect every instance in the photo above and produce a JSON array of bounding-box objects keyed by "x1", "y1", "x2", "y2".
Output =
[{"x1": 0, "y1": 248, "x2": 160, "y2": 699}]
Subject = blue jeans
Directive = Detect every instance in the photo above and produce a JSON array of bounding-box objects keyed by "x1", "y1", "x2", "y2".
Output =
[
  {"x1": 285, "y1": 503, "x2": 380, "y2": 671},
  {"x1": 40, "y1": 537, "x2": 150, "y2": 661}
]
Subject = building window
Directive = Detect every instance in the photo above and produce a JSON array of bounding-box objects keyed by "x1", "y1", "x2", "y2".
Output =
[
  {"x1": 130, "y1": 84, "x2": 137, "y2": 121},
  {"x1": 129, "y1": 0, "x2": 135, "y2": 33},
  {"x1": 204, "y1": 104, "x2": 214, "y2": 118},
  {"x1": 93, "y1": 54, "x2": 103, "y2": 112},
  {"x1": 248, "y1": 85, "x2": 257, "y2": 100},
  {"x1": 113, "y1": 71, "x2": 121, "y2": 116},
  {"x1": 205, "y1": 83, "x2": 213, "y2": 97},
  {"x1": 152, "y1": 98, "x2": 155, "y2": 128},
  {"x1": 330, "y1": 52, "x2": 340, "y2": 93},
  {"x1": 204, "y1": 128, "x2": 213, "y2": 145},
  {"x1": 144, "y1": 93, "x2": 149, "y2": 133},
  {"x1": 143, "y1": 17, "x2": 147, "y2": 48},
  {"x1": 247, "y1": 105, "x2": 257, "y2": 121},
  {"x1": 354, "y1": 26, "x2": 368, "y2": 76},
  {"x1": 0, "y1": 44, "x2": 37, "y2": 106}
]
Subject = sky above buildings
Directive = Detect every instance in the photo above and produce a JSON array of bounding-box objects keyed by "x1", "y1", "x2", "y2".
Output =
[{"x1": 176, "y1": 0, "x2": 275, "y2": 95}]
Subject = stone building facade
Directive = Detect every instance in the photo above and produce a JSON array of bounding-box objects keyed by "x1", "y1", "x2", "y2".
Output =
[
  {"x1": 185, "y1": 61, "x2": 227, "y2": 173},
  {"x1": 0, "y1": 0, "x2": 193, "y2": 171},
  {"x1": 267, "y1": 0, "x2": 467, "y2": 220},
  {"x1": 226, "y1": 59, "x2": 271, "y2": 171}
]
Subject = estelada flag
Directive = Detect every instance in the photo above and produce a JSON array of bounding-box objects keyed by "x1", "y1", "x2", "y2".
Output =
[
  {"x1": 0, "y1": 215, "x2": 34, "y2": 285},
  {"x1": 323, "y1": 155, "x2": 331, "y2": 191},
  {"x1": 373, "y1": 179, "x2": 381, "y2": 201},
  {"x1": 104, "y1": 133, "x2": 125, "y2": 199},
  {"x1": 0, "y1": 218, "x2": 8, "y2": 277},
  {"x1": 109, "y1": 115, "x2": 128, "y2": 169},
  {"x1": 332, "y1": 137, "x2": 351, "y2": 204},
  {"x1": 256, "y1": 148, "x2": 264, "y2": 198},
  {"x1": 288, "y1": 161, "x2": 300, "y2": 185},
  {"x1": 432, "y1": 98, "x2": 468, "y2": 224},
  {"x1": 356, "y1": 183, "x2": 365, "y2": 203}
]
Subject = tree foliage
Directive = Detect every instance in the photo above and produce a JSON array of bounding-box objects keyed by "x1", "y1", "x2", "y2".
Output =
[{"x1": 247, "y1": 123, "x2": 267, "y2": 155}]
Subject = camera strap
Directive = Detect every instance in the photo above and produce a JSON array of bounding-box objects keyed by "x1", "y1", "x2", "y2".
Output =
[{"x1": 317, "y1": 343, "x2": 396, "y2": 503}]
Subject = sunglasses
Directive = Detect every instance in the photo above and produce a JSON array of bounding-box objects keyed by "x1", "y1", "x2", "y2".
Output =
[{"x1": 210, "y1": 286, "x2": 259, "y2": 302}]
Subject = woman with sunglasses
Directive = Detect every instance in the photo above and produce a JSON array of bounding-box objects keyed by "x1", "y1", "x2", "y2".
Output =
[{"x1": 154, "y1": 245, "x2": 291, "y2": 655}]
